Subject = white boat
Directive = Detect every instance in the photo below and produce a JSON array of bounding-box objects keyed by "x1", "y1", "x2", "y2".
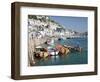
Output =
[
  {"x1": 35, "y1": 46, "x2": 42, "y2": 48},
  {"x1": 49, "y1": 51, "x2": 55, "y2": 56},
  {"x1": 48, "y1": 49, "x2": 59, "y2": 56},
  {"x1": 47, "y1": 39, "x2": 54, "y2": 45}
]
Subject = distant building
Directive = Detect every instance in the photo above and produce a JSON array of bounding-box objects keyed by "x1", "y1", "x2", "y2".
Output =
[{"x1": 28, "y1": 15, "x2": 82, "y2": 39}]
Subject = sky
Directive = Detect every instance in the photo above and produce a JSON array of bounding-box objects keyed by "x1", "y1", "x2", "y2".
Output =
[{"x1": 50, "y1": 16, "x2": 88, "y2": 33}]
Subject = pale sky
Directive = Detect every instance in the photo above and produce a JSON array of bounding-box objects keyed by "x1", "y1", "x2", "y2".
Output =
[{"x1": 50, "y1": 16, "x2": 88, "y2": 33}]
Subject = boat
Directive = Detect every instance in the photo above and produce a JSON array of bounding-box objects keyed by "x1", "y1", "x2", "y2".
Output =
[
  {"x1": 48, "y1": 49, "x2": 59, "y2": 56},
  {"x1": 62, "y1": 37, "x2": 66, "y2": 40},
  {"x1": 66, "y1": 37, "x2": 71, "y2": 39},
  {"x1": 46, "y1": 39, "x2": 55, "y2": 45},
  {"x1": 34, "y1": 46, "x2": 49, "y2": 58},
  {"x1": 47, "y1": 46, "x2": 58, "y2": 56},
  {"x1": 34, "y1": 51, "x2": 49, "y2": 58},
  {"x1": 63, "y1": 45, "x2": 82, "y2": 52},
  {"x1": 58, "y1": 46, "x2": 70, "y2": 55},
  {"x1": 58, "y1": 38, "x2": 63, "y2": 41}
]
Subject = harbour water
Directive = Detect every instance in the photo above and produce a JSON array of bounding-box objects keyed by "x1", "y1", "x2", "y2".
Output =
[{"x1": 33, "y1": 37, "x2": 88, "y2": 66}]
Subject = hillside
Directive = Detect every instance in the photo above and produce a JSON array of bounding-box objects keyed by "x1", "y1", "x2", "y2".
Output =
[{"x1": 28, "y1": 15, "x2": 87, "y2": 39}]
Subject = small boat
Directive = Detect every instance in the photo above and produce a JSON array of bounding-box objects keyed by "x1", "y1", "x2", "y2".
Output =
[
  {"x1": 35, "y1": 46, "x2": 42, "y2": 51},
  {"x1": 47, "y1": 39, "x2": 54, "y2": 45},
  {"x1": 47, "y1": 46, "x2": 59, "y2": 56},
  {"x1": 58, "y1": 46, "x2": 70, "y2": 55},
  {"x1": 34, "y1": 46, "x2": 48, "y2": 58},
  {"x1": 34, "y1": 51, "x2": 49, "y2": 58},
  {"x1": 34, "y1": 52, "x2": 41, "y2": 58},
  {"x1": 58, "y1": 38, "x2": 63, "y2": 41},
  {"x1": 66, "y1": 37, "x2": 71, "y2": 39},
  {"x1": 43, "y1": 52, "x2": 48, "y2": 58},
  {"x1": 64, "y1": 45, "x2": 82, "y2": 52},
  {"x1": 48, "y1": 50, "x2": 59, "y2": 56},
  {"x1": 62, "y1": 37, "x2": 66, "y2": 40}
]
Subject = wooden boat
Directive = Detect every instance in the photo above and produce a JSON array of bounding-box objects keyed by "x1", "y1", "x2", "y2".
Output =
[
  {"x1": 58, "y1": 38, "x2": 63, "y2": 41},
  {"x1": 66, "y1": 37, "x2": 71, "y2": 39},
  {"x1": 34, "y1": 51, "x2": 49, "y2": 58},
  {"x1": 34, "y1": 47, "x2": 49, "y2": 58},
  {"x1": 47, "y1": 46, "x2": 59, "y2": 56},
  {"x1": 70, "y1": 47, "x2": 82, "y2": 52},
  {"x1": 64, "y1": 45, "x2": 82, "y2": 52},
  {"x1": 58, "y1": 46, "x2": 70, "y2": 55},
  {"x1": 48, "y1": 50, "x2": 59, "y2": 56}
]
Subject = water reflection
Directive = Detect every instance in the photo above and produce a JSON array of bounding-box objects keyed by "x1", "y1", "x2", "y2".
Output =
[
  {"x1": 29, "y1": 38, "x2": 88, "y2": 66},
  {"x1": 32, "y1": 50, "x2": 87, "y2": 66}
]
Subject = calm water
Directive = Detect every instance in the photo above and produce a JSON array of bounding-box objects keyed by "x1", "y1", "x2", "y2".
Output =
[{"x1": 34, "y1": 38, "x2": 88, "y2": 66}]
